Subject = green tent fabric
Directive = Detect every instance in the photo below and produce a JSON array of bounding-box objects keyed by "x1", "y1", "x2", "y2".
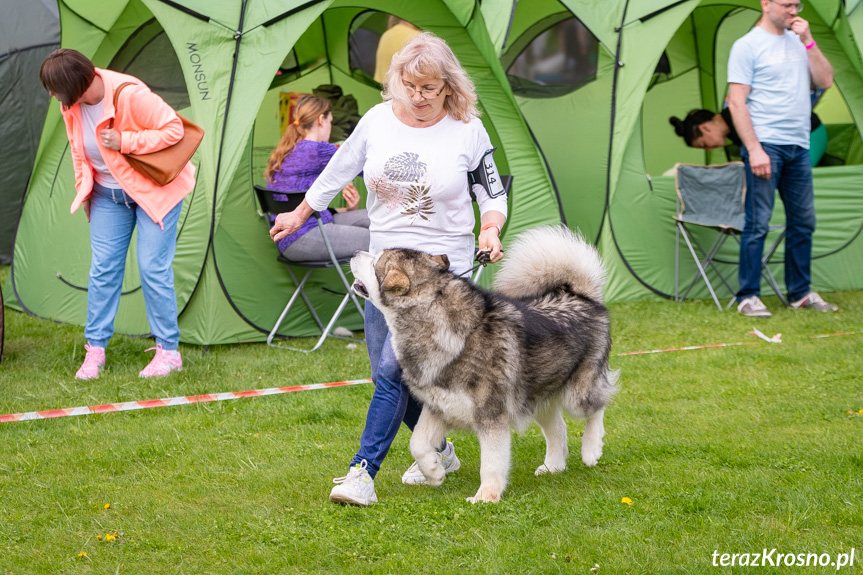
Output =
[
  {"x1": 5, "y1": 0, "x2": 559, "y2": 345},
  {"x1": 495, "y1": 0, "x2": 863, "y2": 302}
]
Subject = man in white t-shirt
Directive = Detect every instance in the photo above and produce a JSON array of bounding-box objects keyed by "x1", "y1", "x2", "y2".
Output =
[{"x1": 727, "y1": 0, "x2": 836, "y2": 317}]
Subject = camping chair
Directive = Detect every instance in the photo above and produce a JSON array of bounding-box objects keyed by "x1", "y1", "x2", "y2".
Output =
[
  {"x1": 470, "y1": 174, "x2": 513, "y2": 284},
  {"x1": 254, "y1": 185, "x2": 365, "y2": 352},
  {"x1": 673, "y1": 163, "x2": 786, "y2": 310}
]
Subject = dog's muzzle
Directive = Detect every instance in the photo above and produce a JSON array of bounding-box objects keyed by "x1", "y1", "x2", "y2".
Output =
[{"x1": 352, "y1": 280, "x2": 369, "y2": 299}]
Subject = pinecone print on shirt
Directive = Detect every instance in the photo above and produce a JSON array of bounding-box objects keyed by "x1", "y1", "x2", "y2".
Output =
[{"x1": 383, "y1": 152, "x2": 427, "y2": 182}]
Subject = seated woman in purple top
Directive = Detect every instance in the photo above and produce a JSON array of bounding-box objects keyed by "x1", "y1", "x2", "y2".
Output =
[{"x1": 264, "y1": 93, "x2": 369, "y2": 262}]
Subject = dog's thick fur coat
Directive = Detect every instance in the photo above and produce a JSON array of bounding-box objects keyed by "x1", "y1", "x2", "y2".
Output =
[{"x1": 350, "y1": 225, "x2": 618, "y2": 503}]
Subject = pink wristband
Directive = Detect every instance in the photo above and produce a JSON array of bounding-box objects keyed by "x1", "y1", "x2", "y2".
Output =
[
  {"x1": 480, "y1": 222, "x2": 501, "y2": 236},
  {"x1": 805, "y1": 40, "x2": 816, "y2": 50}
]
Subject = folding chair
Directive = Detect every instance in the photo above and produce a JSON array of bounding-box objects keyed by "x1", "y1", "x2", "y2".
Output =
[
  {"x1": 254, "y1": 185, "x2": 365, "y2": 352},
  {"x1": 673, "y1": 163, "x2": 786, "y2": 310}
]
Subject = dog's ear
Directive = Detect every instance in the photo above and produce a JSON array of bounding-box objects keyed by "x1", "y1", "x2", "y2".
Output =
[
  {"x1": 430, "y1": 254, "x2": 450, "y2": 269},
  {"x1": 382, "y1": 266, "x2": 410, "y2": 295}
]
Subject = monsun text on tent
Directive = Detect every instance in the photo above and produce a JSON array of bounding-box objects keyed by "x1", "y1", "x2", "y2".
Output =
[{"x1": 187, "y1": 43, "x2": 211, "y2": 101}]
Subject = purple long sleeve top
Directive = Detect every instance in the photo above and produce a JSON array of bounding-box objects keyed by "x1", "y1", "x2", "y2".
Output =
[{"x1": 267, "y1": 140, "x2": 339, "y2": 252}]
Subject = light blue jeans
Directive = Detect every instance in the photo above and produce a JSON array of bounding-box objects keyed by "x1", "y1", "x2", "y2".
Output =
[{"x1": 85, "y1": 183, "x2": 182, "y2": 350}]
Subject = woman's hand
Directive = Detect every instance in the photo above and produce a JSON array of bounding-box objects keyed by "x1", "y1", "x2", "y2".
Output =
[
  {"x1": 82, "y1": 198, "x2": 91, "y2": 223},
  {"x1": 100, "y1": 128, "x2": 121, "y2": 151},
  {"x1": 270, "y1": 211, "x2": 305, "y2": 242},
  {"x1": 270, "y1": 199, "x2": 315, "y2": 242},
  {"x1": 478, "y1": 227, "x2": 504, "y2": 263},
  {"x1": 342, "y1": 183, "x2": 360, "y2": 211}
]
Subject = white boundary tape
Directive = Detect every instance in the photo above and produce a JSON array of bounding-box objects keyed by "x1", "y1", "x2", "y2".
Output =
[{"x1": 0, "y1": 378, "x2": 372, "y2": 424}]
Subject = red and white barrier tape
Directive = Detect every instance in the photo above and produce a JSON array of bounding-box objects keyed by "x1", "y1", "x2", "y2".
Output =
[
  {"x1": 0, "y1": 378, "x2": 372, "y2": 424},
  {"x1": 3, "y1": 331, "x2": 857, "y2": 424},
  {"x1": 616, "y1": 341, "x2": 757, "y2": 356},
  {"x1": 618, "y1": 329, "x2": 858, "y2": 357},
  {"x1": 810, "y1": 331, "x2": 857, "y2": 339}
]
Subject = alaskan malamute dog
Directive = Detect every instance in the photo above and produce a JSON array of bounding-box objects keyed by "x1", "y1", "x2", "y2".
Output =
[{"x1": 350, "y1": 225, "x2": 618, "y2": 503}]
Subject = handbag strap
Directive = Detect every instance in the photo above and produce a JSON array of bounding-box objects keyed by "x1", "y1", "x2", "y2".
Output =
[{"x1": 107, "y1": 82, "x2": 135, "y2": 130}]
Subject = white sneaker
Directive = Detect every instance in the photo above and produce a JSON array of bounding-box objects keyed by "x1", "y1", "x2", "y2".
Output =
[
  {"x1": 330, "y1": 460, "x2": 377, "y2": 506},
  {"x1": 401, "y1": 440, "x2": 461, "y2": 485},
  {"x1": 737, "y1": 295, "x2": 772, "y2": 318},
  {"x1": 790, "y1": 291, "x2": 838, "y2": 312}
]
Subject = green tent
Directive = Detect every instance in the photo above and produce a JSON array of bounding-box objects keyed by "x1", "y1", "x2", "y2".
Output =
[
  {"x1": 5, "y1": 0, "x2": 559, "y2": 345},
  {"x1": 494, "y1": 0, "x2": 863, "y2": 302}
]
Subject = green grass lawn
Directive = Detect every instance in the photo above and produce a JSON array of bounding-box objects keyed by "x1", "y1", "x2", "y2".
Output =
[{"x1": 1, "y1": 288, "x2": 861, "y2": 574}]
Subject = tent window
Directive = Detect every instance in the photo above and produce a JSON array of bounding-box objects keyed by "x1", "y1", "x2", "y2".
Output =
[
  {"x1": 648, "y1": 52, "x2": 672, "y2": 89},
  {"x1": 108, "y1": 22, "x2": 190, "y2": 111},
  {"x1": 349, "y1": 11, "x2": 421, "y2": 85},
  {"x1": 506, "y1": 16, "x2": 598, "y2": 97}
]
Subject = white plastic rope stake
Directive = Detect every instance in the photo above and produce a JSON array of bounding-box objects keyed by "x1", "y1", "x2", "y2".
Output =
[{"x1": 750, "y1": 327, "x2": 782, "y2": 343}]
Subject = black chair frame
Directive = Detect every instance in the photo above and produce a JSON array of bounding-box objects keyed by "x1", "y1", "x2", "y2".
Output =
[{"x1": 254, "y1": 185, "x2": 365, "y2": 352}]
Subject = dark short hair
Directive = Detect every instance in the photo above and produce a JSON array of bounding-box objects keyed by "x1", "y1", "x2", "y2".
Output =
[
  {"x1": 39, "y1": 49, "x2": 96, "y2": 108},
  {"x1": 669, "y1": 109, "x2": 715, "y2": 146}
]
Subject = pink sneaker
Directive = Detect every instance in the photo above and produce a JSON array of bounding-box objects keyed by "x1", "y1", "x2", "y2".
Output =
[
  {"x1": 75, "y1": 344, "x2": 106, "y2": 380},
  {"x1": 138, "y1": 345, "x2": 182, "y2": 378}
]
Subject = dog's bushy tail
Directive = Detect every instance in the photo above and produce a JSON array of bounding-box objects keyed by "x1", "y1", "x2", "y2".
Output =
[{"x1": 493, "y1": 225, "x2": 607, "y2": 302}]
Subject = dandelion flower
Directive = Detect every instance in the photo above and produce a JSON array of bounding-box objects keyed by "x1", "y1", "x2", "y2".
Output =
[
  {"x1": 77, "y1": 552, "x2": 87, "y2": 558},
  {"x1": 621, "y1": 497, "x2": 633, "y2": 505},
  {"x1": 103, "y1": 503, "x2": 110, "y2": 509},
  {"x1": 105, "y1": 533, "x2": 116, "y2": 541},
  {"x1": 96, "y1": 535, "x2": 102, "y2": 540}
]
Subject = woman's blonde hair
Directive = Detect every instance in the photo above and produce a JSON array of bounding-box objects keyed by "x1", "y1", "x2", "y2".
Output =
[
  {"x1": 265, "y1": 93, "x2": 332, "y2": 183},
  {"x1": 382, "y1": 32, "x2": 479, "y2": 123}
]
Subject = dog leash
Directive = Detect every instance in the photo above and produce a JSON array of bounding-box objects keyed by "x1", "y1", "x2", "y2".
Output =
[{"x1": 457, "y1": 249, "x2": 500, "y2": 278}]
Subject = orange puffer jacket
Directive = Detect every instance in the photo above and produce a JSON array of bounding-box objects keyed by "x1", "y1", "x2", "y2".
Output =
[{"x1": 61, "y1": 68, "x2": 196, "y2": 229}]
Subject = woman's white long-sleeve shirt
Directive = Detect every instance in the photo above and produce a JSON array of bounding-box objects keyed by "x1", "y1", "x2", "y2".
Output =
[{"x1": 304, "y1": 101, "x2": 507, "y2": 275}]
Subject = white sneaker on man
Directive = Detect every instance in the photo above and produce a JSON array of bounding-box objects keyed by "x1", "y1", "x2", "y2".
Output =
[
  {"x1": 401, "y1": 440, "x2": 461, "y2": 485},
  {"x1": 329, "y1": 460, "x2": 377, "y2": 506},
  {"x1": 790, "y1": 291, "x2": 838, "y2": 312},
  {"x1": 737, "y1": 295, "x2": 772, "y2": 318}
]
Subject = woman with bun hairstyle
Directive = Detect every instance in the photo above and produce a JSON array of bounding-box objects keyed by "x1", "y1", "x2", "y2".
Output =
[{"x1": 669, "y1": 106, "x2": 826, "y2": 166}]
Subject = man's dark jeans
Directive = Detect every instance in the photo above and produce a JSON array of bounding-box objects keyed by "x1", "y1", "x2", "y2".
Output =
[{"x1": 738, "y1": 143, "x2": 815, "y2": 303}]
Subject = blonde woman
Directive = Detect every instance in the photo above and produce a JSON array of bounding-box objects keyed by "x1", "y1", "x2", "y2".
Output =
[
  {"x1": 265, "y1": 93, "x2": 369, "y2": 261},
  {"x1": 270, "y1": 32, "x2": 508, "y2": 506}
]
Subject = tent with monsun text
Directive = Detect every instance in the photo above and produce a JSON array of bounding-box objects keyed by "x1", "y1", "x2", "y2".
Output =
[{"x1": 6, "y1": 0, "x2": 558, "y2": 345}]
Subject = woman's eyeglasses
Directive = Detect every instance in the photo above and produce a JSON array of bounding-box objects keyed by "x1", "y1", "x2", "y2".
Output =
[{"x1": 403, "y1": 84, "x2": 445, "y2": 99}]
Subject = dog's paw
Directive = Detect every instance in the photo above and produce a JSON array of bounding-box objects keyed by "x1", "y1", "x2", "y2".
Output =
[
  {"x1": 420, "y1": 463, "x2": 446, "y2": 487},
  {"x1": 466, "y1": 485, "x2": 501, "y2": 504},
  {"x1": 534, "y1": 463, "x2": 567, "y2": 476},
  {"x1": 581, "y1": 446, "x2": 603, "y2": 467}
]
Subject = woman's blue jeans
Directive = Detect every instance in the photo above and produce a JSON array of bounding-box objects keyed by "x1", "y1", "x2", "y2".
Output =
[
  {"x1": 349, "y1": 301, "x2": 424, "y2": 479},
  {"x1": 85, "y1": 183, "x2": 183, "y2": 350},
  {"x1": 739, "y1": 144, "x2": 815, "y2": 303}
]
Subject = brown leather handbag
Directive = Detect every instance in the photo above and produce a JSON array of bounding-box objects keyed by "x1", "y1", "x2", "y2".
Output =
[{"x1": 109, "y1": 82, "x2": 204, "y2": 186}]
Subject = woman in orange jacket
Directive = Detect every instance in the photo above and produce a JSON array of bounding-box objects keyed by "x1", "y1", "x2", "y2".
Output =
[{"x1": 39, "y1": 49, "x2": 196, "y2": 379}]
